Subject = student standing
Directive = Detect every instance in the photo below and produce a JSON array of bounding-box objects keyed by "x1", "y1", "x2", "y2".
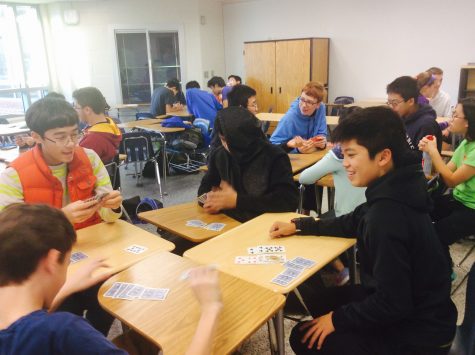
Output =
[
  {"x1": 427, "y1": 67, "x2": 452, "y2": 117},
  {"x1": 270, "y1": 107, "x2": 456, "y2": 355}
]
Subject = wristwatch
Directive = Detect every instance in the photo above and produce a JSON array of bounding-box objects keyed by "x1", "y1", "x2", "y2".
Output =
[{"x1": 290, "y1": 218, "x2": 302, "y2": 233}]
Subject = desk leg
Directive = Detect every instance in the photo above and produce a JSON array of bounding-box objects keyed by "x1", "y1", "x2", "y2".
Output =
[
  {"x1": 349, "y1": 245, "x2": 357, "y2": 285},
  {"x1": 272, "y1": 309, "x2": 285, "y2": 355},
  {"x1": 161, "y1": 139, "x2": 168, "y2": 196}
]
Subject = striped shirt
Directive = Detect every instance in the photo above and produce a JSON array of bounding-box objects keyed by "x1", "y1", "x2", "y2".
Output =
[{"x1": 0, "y1": 148, "x2": 120, "y2": 222}]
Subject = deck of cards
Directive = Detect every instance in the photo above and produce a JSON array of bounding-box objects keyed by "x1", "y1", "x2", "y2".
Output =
[
  {"x1": 104, "y1": 282, "x2": 169, "y2": 301},
  {"x1": 186, "y1": 219, "x2": 226, "y2": 232},
  {"x1": 271, "y1": 256, "x2": 316, "y2": 287}
]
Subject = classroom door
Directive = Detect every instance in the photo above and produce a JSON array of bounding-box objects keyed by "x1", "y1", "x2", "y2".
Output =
[
  {"x1": 275, "y1": 40, "x2": 311, "y2": 113},
  {"x1": 244, "y1": 42, "x2": 276, "y2": 113}
]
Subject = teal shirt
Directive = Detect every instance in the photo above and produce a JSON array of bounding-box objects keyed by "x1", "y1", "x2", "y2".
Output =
[{"x1": 451, "y1": 139, "x2": 475, "y2": 209}]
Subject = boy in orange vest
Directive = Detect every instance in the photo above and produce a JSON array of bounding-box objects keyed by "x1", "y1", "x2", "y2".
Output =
[{"x1": 0, "y1": 97, "x2": 123, "y2": 230}]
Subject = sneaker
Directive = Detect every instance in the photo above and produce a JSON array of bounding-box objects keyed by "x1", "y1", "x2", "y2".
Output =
[{"x1": 335, "y1": 267, "x2": 350, "y2": 286}]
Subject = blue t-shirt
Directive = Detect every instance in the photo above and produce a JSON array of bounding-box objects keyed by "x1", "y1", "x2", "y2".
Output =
[
  {"x1": 0, "y1": 310, "x2": 126, "y2": 355},
  {"x1": 222, "y1": 86, "x2": 232, "y2": 101}
]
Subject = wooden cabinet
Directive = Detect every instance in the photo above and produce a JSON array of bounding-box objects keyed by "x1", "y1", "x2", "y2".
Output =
[
  {"x1": 458, "y1": 66, "x2": 475, "y2": 100},
  {"x1": 244, "y1": 38, "x2": 329, "y2": 113}
]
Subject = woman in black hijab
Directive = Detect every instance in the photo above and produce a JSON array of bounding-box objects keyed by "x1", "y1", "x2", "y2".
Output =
[{"x1": 198, "y1": 107, "x2": 298, "y2": 222}]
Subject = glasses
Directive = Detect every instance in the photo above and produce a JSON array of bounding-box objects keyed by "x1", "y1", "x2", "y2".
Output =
[
  {"x1": 300, "y1": 97, "x2": 319, "y2": 106},
  {"x1": 44, "y1": 133, "x2": 82, "y2": 146},
  {"x1": 386, "y1": 99, "x2": 405, "y2": 107}
]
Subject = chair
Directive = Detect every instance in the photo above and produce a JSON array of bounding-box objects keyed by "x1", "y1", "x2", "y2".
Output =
[
  {"x1": 136, "y1": 112, "x2": 155, "y2": 120},
  {"x1": 166, "y1": 125, "x2": 208, "y2": 174},
  {"x1": 330, "y1": 96, "x2": 354, "y2": 116},
  {"x1": 121, "y1": 132, "x2": 163, "y2": 199},
  {"x1": 450, "y1": 262, "x2": 475, "y2": 355}
]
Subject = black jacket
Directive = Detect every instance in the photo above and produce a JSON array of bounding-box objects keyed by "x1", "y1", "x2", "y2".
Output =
[
  {"x1": 198, "y1": 107, "x2": 298, "y2": 222},
  {"x1": 296, "y1": 155, "x2": 456, "y2": 349},
  {"x1": 404, "y1": 104, "x2": 442, "y2": 154}
]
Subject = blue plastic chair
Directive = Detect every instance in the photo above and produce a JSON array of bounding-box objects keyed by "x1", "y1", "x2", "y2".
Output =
[{"x1": 450, "y1": 262, "x2": 475, "y2": 355}]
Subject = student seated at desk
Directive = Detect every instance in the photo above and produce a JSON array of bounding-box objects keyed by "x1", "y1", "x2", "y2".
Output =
[
  {"x1": 0, "y1": 204, "x2": 223, "y2": 355},
  {"x1": 419, "y1": 98, "x2": 475, "y2": 255},
  {"x1": 150, "y1": 78, "x2": 185, "y2": 116},
  {"x1": 270, "y1": 81, "x2": 327, "y2": 154},
  {"x1": 270, "y1": 107, "x2": 456, "y2": 355},
  {"x1": 185, "y1": 80, "x2": 222, "y2": 129},
  {"x1": 387, "y1": 76, "x2": 442, "y2": 155},
  {"x1": 198, "y1": 107, "x2": 298, "y2": 222},
  {"x1": 73, "y1": 87, "x2": 122, "y2": 164},
  {"x1": 207, "y1": 76, "x2": 226, "y2": 105},
  {"x1": 222, "y1": 74, "x2": 242, "y2": 108}
]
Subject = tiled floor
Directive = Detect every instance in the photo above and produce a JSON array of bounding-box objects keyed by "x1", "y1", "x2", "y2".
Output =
[{"x1": 110, "y1": 162, "x2": 473, "y2": 354}]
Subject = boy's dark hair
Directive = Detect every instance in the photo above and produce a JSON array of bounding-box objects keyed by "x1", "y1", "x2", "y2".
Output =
[
  {"x1": 26, "y1": 98, "x2": 79, "y2": 136},
  {"x1": 166, "y1": 78, "x2": 181, "y2": 91},
  {"x1": 332, "y1": 106, "x2": 409, "y2": 167},
  {"x1": 207, "y1": 76, "x2": 226, "y2": 88},
  {"x1": 228, "y1": 74, "x2": 242, "y2": 83},
  {"x1": 338, "y1": 106, "x2": 362, "y2": 124},
  {"x1": 461, "y1": 98, "x2": 475, "y2": 142},
  {"x1": 45, "y1": 92, "x2": 66, "y2": 100},
  {"x1": 186, "y1": 81, "x2": 201, "y2": 89},
  {"x1": 0, "y1": 204, "x2": 76, "y2": 287},
  {"x1": 227, "y1": 84, "x2": 256, "y2": 108},
  {"x1": 386, "y1": 76, "x2": 419, "y2": 103},
  {"x1": 72, "y1": 87, "x2": 108, "y2": 114}
]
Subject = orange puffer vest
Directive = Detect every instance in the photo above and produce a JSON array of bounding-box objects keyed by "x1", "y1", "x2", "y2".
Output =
[{"x1": 10, "y1": 145, "x2": 101, "y2": 229}]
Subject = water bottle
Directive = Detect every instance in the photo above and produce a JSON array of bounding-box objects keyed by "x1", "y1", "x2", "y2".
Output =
[{"x1": 422, "y1": 135, "x2": 434, "y2": 178}]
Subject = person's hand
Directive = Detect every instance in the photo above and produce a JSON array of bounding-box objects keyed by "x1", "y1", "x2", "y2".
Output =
[
  {"x1": 64, "y1": 257, "x2": 111, "y2": 295},
  {"x1": 442, "y1": 128, "x2": 450, "y2": 138},
  {"x1": 269, "y1": 221, "x2": 297, "y2": 238},
  {"x1": 311, "y1": 135, "x2": 327, "y2": 149},
  {"x1": 15, "y1": 135, "x2": 35, "y2": 147},
  {"x1": 287, "y1": 136, "x2": 305, "y2": 149},
  {"x1": 62, "y1": 199, "x2": 101, "y2": 224},
  {"x1": 100, "y1": 190, "x2": 122, "y2": 209},
  {"x1": 300, "y1": 312, "x2": 335, "y2": 350},
  {"x1": 418, "y1": 135, "x2": 438, "y2": 155},
  {"x1": 298, "y1": 140, "x2": 318, "y2": 154},
  {"x1": 203, "y1": 181, "x2": 237, "y2": 214},
  {"x1": 188, "y1": 266, "x2": 223, "y2": 312}
]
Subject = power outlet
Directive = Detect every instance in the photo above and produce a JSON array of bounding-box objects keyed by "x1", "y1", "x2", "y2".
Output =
[{"x1": 204, "y1": 70, "x2": 209, "y2": 79}]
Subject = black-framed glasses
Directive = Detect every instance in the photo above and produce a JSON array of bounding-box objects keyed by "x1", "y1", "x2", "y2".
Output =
[
  {"x1": 386, "y1": 99, "x2": 405, "y2": 107},
  {"x1": 44, "y1": 133, "x2": 82, "y2": 146}
]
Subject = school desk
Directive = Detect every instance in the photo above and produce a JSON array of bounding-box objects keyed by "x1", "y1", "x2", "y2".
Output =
[
  {"x1": 98, "y1": 251, "x2": 285, "y2": 355},
  {"x1": 117, "y1": 118, "x2": 164, "y2": 129},
  {"x1": 113, "y1": 104, "x2": 150, "y2": 120},
  {"x1": 256, "y1": 112, "x2": 284, "y2": 122},
  {"x1": 156, "y1": 107, "x2": 192, "y2": 119},
  {"x1": 138, "y1": 201, "x2": 241, "y2": 242},
  {"x1": 68, "y1": 220, "x2": 174, "y2": 277},
  {"x1": 184, "y1": 212, "x2": 356, "y2": 354},
  {"x1": 0, "y1": 122, "x2": 30, "y2": 137},
  {"x1": 345, "y1": 99, "x2": 387, "y2": 108},
  {"x1": 326, "y1": 115, "x2": 339, "y2": 126}
]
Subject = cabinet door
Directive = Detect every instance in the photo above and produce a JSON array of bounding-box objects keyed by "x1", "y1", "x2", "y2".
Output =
[
  {"x1": 244, "y1": 42, "x2": 276, "y2": 113},
  {"x1": 275, "y1": 40, "x2": 311, "y2": 113}
]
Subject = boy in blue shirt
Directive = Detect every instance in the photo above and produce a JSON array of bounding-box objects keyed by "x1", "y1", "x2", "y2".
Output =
[{"x1": 0, "y1": 204, "x2": 222, "y2": 355}]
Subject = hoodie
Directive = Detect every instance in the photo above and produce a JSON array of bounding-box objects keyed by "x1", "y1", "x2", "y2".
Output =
[
  {"x1": 270, "y1": 98, "x2": 327, "y2": 152},
  {"x1": 185, "y1": 88, "x2": 222, "y2": 128},
  {"x1": 198, "y1": 107, "x2": 298, "y2": 222},
  {"x1": 404, "y1": 104, "x2": 442, "y2": 154},
  {"x1": 295, "y1": 152, "x2": 457, "y2": 349},
  {"x1": 79, "y1": 117, "x2": 122, "y2": 163}
]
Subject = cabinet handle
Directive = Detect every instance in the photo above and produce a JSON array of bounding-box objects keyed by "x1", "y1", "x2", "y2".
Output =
[
  {"x1": 279, "y1": 87, "x2": 282, "y2": 94},
  {"x1": 270, "y1": 87, "x2": 273, "y2": 94}
]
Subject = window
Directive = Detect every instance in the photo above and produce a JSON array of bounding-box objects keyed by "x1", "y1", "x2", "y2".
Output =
[
  {"x1": 0, "y1": 4, "x2": 49, "y2": 117},
  {"x1": 115, "y1": 30, "x2": 181, "y2": 104}
]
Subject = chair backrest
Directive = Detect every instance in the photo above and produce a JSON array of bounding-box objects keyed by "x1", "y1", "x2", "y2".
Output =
[
  {"x1": 330, "y1": 96, "x2": 355, "y2": 116},
  {"x1": 104, "y1": 160, "x2": 119, "y2": 189},
  {"x1": 122, "y1": 136, "x2": 151, "y2": 163},
  {"x1": 136, "y1": 112, "x2": 155, "y2": 120},
  {"x1": 193, "y1": 118, "x2": 211, "y2": 146}
]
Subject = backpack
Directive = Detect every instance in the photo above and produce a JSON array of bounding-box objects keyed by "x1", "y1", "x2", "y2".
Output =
[{"x1": 122, "y1": 196, "x2": 163, "y2": 224}]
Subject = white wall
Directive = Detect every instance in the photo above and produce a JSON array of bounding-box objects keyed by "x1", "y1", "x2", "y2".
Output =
[
  {"x1": 41, "y1": 0, "x2": 226, "y2": 106},
  {"x1": 223, "y1": 0, "x2": 475, "y2": 105}
]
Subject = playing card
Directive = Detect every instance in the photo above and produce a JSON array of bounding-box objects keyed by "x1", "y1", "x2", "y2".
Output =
[
  {"x1": 124, "y1": 244, "x2": 148, "y2": 254},
  {"x1": 104, "y1": 282, "x2": 123, "y2": 298},
  {"x1": 70, "y1": 251, "x2": 88, "y2": 264},
  {"x1": 116, "y1": 283, "x2": 135, "y2": 300},
  {"x1": 271, "y1": 274, "x2": 294, "y2": 286},
  {"x1": 248, "y1": 245, "x2": 286, "y2": 255},
  {"x1": 197, "y1": 193, "x2": 207, "y2": 206},
  {"x1": 186, "y1": 219, "x2": 207, "y2": 228},
  {"x1": 281, "y1": 267, "x2": 303, "y2": 278},
  {"x1": 127, "y1": 284, "x2": 145, "y2": 299},
  {"x1": 262, "y1": 254, "x2": 287, "y2": 264},
  {"x1": 140, "y1": 288, "x2": 169, "y2": 301},
  {"x1": 284, "y1": 260, "x2": 305, "y2": 271},
  {"x1": 291, "y1": 257, "x2": 316, "y2": 268},
  {"x1": 205, "y1": 223, "x2": 225, "y2": 231}
]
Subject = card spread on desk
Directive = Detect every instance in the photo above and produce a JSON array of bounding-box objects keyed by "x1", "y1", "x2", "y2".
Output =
[
  {"x1": 186, "y1": 219, "x2": 207, "y2": 228},
  {"x1": 235, "y1": 254, "x2": 286, "y2": 265},
  {"x1": 205, "y1": 223, "x2": 225, "y2": 231},
  {"x1": 248, "y1": 245, "x2": 286, "y2": 255},
  {"x1": 124, "y1": 244, "x2": 148, "y2": 254},
  {"x1": 70, "y1": 251, "x2": 88, "y2": 264},
  {"x1": 185, "y1": 220, "x2": 226, "y2": 232},
  {"x1": 104, "y1": 282, "x2": 169, "y2": 301},
  {"x1": 271, "y1": 274, "x2": 295, "y2": 286}
]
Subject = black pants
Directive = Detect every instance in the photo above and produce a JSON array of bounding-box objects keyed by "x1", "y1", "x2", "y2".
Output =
[
  {"x1": 431, "y1": 192, "x2": 475, "y2": 246},
  {"x1": 57, "y1": 283, "x2": 114, "y2": 336},
  {"x1": 289, "y1": 285, "x2": 449, "y2": 355}
]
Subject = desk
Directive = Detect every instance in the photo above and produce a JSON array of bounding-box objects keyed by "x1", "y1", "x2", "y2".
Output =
[
  {"x1": 326, "y1": 115, "x2": 339, "y2": 126},
  {"x1": 0, "y1": 122, "x2": 29, "y2": 137},
  {"x1": 68, "y1": 220, "x2": 174, "y2": 277},
  {"x1": 118, "y1": 118, "x2": 164, "y2": 129},
  {"x1": 185, "y1": 212, "x2": 356, "y2": 354},
  {"x1": 98, "y1": 252, "x2": 285, "y2": 354},
  {"x1": 256, "y1": 112, "x2": 284, "y2": 122},
  {"x1": 135, "y1": 123, "x2": 185, "y2": 134},
  {"x1": 156, "y1": 108, "x2": 191, "y2": 119},
  {"x1": 138, "y1": 202, "x2": 241, "y2": 242},
  {"x1": 289, "y1": 149, "x2": 328, "y2": 174},
  {"x1": 0, "y1": 147, "x2": 23, "y2": 164},
  {"x1": 113, "y1": 104, "x2": 150, "y2": 120},
  {"x1": 346, "y1": 100, "x2": 386, "y2": 108}
]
